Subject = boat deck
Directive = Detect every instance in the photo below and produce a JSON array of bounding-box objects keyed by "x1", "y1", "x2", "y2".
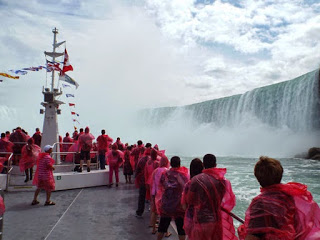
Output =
[{"x1": 3, "y1": 174, "x2": 178, "y2": 240}]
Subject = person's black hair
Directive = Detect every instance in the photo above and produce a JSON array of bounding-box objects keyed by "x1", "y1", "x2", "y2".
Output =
[
  {"x1": 80, "y1": 128, "x2": 84, "y2": 133},
  {"x1": 137, "y1": 140, "x2": 143, "y2": 146},
  {"x1": 190, "y1": 158, "x2": 204, "y2": 178},
  {"x1": 1, "y1": 133, "x2": 5, "y2": 138},
  {"x1": 203, "y1": 154, "x2": 216, "y2": 169},
  {"x1": 66, "y1": 132, "x2": 69, "y2": 137},
  {"x1": 101, "y1": 129, "x2": 105, "y2": 134},
  {"x1": 145, "y1": 142, "x2": 152, "y2": 148},
  {"x1": 170, "y1": 156, "x2": 181, "y2": 168},
  {"x1": 36, "y1": 128, "x2": 40, "y2": 131}
]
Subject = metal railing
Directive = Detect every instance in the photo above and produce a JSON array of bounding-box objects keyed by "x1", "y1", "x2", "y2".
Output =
[
  {"x1": 0, "y1": 152, "x2": 13, "y2": 191},
  {"x1": 51, "y1": 141, "x2": 100, "y2": 170},
  {"x1": 0, "y1": 188, "x2": 4, "y2": 240},
  {"x1": 51, "y1": 150, "x2": 100, "y2": 171}
]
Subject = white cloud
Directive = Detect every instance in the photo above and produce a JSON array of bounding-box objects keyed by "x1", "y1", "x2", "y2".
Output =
[{"x1": 1, "y1": 0, "x2": 320, "y2": 135}]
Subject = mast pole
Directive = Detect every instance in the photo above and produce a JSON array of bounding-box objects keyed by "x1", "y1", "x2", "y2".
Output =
[{"x1": 51, "y1": 27, "x2": 58, "y2": 91}]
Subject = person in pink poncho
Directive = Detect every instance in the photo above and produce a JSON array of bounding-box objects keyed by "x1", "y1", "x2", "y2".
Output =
[
  {"x1": 77, "y1": 127, "x2": 95, "y2": 172},
  {"x1": 31, "y1": 145, "x2": 56, "y2": 206},
  {"x1": 150, "y1": 156, "x2": 170, "y2": 235},
  {"x1": 123, "y1": 145, "x2": 134, "y2": 183},
  {"x1": 145, "y1": 149, "x2": 159, "y2": 201},
  {"x1": 182, "y1": 154, "x2": 237, "y2": 240},
  {"x1": 181, "y1": 158, "x2": 204, "y2": 239},
  {"x1": 238, "y1": 156, "x2": 320, "y2": 240},
  {"x1": 106, "y1": 144, "x2": 124, "y2": 187},
  {"x1": 20, "y1": 138, "x2": 41, "y2": 182},
  {"x1": 131, "y1": 140, "x2": 144, "y2": 170},
  {"x1": 156, "y1": 156, "x2": 189, "y2": 240}
]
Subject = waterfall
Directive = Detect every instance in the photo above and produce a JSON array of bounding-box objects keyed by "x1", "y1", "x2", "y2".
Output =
[
  {"x1": 140, "y1": 69, "x2": 320, "y2": 157},
  {"x1": 144, "y1": 69, "x2": 320, "y2": 132}
]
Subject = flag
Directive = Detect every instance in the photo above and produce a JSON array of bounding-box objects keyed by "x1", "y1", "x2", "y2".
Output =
[
  {"x1": 66, "y1": 94, "x2": 74, "y2": 98},
  {"x1": 74, "y1": 126, "x2": 77, "y2": 130},
  {"x1": 62, "y1": 49, "x2": 73, "y2": 73},
  {"x1": 25, "y1": 66, "x2": 41, "y2": 71},
  {"x1": 62, "y1": 84, "x2": 70, "y2": 88},
  {"x1": 73, "y1": 119, "x2": 80, "y2": 124},
  {"x1": 46, "y1": 60, "x2": 61, "y2": 72},
  {"x1": 0, "y1": 73, "x2": 19, "y2": 79},
  {"x1": 59, "y1": 73, "x2": 79, "y2": 89},
  {"x1": 22, "y1": 66, "x2": 43, "y2": 71},
  {"x1": 69, "y1": 103, "x2": 75, "y2": 107},
  {"x1": 71, "y1": 112, "x2": 80, "y2": 116},
  {"x1": 9, "y1": 70, "x2": 28, "y2": 75}
]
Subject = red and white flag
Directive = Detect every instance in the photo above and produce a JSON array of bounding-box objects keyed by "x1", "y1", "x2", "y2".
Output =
[
  {"x1": 69, "y1": 103, "x2": 75, "y2": 107},
  {"x1": 62, "y1": 49, "x2": 73, "y2": 73},
  {"x1": 46, "y1": 60, "x2": 61, "y2": 72}
]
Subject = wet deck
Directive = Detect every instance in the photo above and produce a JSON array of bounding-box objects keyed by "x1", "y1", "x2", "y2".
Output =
[{"x1": 3, "y1": 174, "x2": 177, "y2": 240}]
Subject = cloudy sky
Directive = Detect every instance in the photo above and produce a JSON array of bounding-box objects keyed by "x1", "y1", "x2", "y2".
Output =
[{"x1": 0, "y1": 0, "x2": 320, "y2": 134}]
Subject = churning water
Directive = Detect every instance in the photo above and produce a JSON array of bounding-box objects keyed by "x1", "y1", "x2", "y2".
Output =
[{"x1": 180, "y1": 156, "x2": 320, "y2": 227}]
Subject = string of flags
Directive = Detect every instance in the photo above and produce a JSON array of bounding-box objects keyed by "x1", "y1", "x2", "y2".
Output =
[
  {"x1": 1, "y1": 42, "x2": 81, "y2": 130},
  {"x1": 0, "y1": 46, "x2": 79, "y2": 89}
]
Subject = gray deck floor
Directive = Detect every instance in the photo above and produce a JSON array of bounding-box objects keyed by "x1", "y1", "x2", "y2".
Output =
[{"x1": 3, "y1": 174, "x2": 178, "y2": 240}]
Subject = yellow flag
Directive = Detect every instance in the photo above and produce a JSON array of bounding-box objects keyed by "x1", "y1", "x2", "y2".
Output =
[{"x1": 0, "y1": 73, "x2": 19, "y2": 79}]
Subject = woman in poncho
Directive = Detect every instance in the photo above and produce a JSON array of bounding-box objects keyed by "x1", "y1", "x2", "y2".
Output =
[
  {"x1": 20, "y1": 138, "x2": 41, "y2": 182},
  {"x1": 31, "y1": 145, "x2": 55, "y2": 206}
]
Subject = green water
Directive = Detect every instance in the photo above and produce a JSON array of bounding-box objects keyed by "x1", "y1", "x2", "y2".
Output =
[{"x1": 180, "y1": 156, "x2": 320, "y2": 227}]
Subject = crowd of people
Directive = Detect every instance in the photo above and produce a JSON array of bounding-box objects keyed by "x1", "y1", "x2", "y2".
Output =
[{"x1": 1, "y1": 126, "x2": 320, "y2": 239}]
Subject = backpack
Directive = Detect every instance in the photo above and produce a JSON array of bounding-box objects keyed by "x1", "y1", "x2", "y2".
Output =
[{"x1": 161, "y1": 172, "x2": 184, "y2": 215}]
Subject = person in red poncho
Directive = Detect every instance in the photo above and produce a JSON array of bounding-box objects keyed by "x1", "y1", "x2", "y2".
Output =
[
  {"x1": 31, "y1": 128, "x2": 42, "y2": 147},
  {"x1": 238, "y1": 156, "x2": 320, "y2": 240},
  {"x1": 135, "y1": 146, "x2": 151, "y2": 218},
  {"x1": 156, "y1": 156, "x2": 189, "y2": 240},
  {"x1": 182, "y1": 154, "x2": 237, "y2": 240},
  {"x1": 96, "y1": 129, "x2": 113, "y2": 170},
  {"x1": 31, "y1": 145, "x2": 56, "y2": 206},
  {"x1": 106, "y1": 144, "x2": 124, "y2": 187},
  {"x1": 9, "y1": 127, "x2": 28, "y2": 165},
  {"x1": 20, "y1": 138, "x2": 41, "y2": 182}
]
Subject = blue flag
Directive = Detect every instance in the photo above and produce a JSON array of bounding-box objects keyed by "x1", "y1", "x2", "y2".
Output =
[{"x1": 66, "y1": 94, "x2": 74, "y2": 98}]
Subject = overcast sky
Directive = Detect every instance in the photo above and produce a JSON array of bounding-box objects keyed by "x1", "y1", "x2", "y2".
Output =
[{"x1": 1, "y1": 0, "x2": 320, "y2": 133}]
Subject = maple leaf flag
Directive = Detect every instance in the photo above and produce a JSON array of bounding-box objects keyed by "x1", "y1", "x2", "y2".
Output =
[{"x1": 62, "y1": 49, "x2": 73, "y2": 73}]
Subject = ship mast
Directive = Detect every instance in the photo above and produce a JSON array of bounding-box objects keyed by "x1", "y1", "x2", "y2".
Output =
[
  {"x1": 51, "y1": 27, "x2": 58, "y2": 91},
  {"x1": 40, "y1": 27, "x2": 64, "y2": 164}
]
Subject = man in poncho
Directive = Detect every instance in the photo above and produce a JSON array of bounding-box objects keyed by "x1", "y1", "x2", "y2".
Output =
[
  {"x1": 238, "y1": 156, "x2": 320, "y2": 240},
  {"x1": 78, "y1": 127, "x2": 95, "y2": 172},
  {"x1": 31, "y1": 145, "x2": 56, "y2": 206},
  {"x1": 182, "y1": 154, "x2": 237, "y2": 240},
  {"x1": 156, "y1": 156, "x2": 189, "y2": 240}
]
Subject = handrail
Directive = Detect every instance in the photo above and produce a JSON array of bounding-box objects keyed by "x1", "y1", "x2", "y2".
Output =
[
  {"x1": 0, "y1": 152, "x2": 14, "y2": 192},
  {"x1": 51, "y1": 150, "x2": 99, "y2": 170},
  {"x1": 0, "y1": 188, "x2": 3, "y2": 240}
]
